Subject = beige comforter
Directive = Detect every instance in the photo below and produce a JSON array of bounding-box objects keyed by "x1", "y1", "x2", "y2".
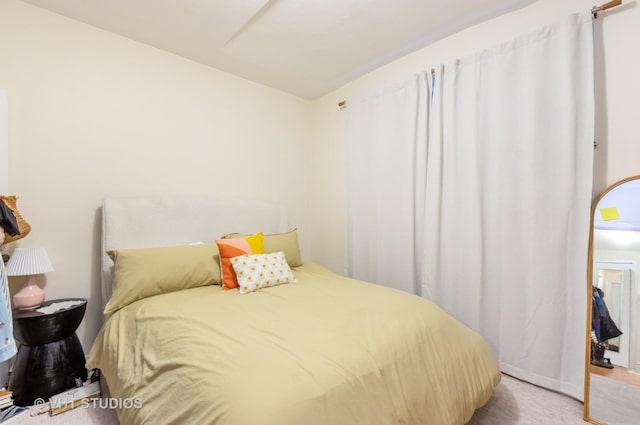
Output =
[{"x1": 88, "y1": 263, "x2": 500, "y2": 425}]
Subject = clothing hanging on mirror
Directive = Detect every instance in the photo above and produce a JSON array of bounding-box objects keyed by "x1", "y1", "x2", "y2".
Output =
[
  {"x1": 591, "y1": 286, "x2": 623, "y2": 369},
  {"x1": 592, "y1": 286, "x2": 623, "y2": 343}
]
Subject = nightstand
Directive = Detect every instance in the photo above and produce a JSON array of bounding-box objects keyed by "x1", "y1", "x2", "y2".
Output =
[{"x1": 8, "y1": 298, "x2": 88, "y2": 406}]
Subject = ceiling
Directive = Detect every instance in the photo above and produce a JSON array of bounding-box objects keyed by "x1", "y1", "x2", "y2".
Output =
[{"x1": 18, "y1": 0, "x2": 536, "y2": 99}]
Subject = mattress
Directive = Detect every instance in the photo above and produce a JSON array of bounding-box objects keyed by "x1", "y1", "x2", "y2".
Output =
[{"x1": 87, "y1": 263, "x2": 500, "y2": 425}]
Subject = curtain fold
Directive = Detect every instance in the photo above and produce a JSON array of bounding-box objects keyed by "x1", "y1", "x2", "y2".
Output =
[
  {"x1": 345, "y1": 77, "x2": 427, "y2": 293},
  {"x1": 346, "y1": 12, "x2": 594, "y2": 399}
]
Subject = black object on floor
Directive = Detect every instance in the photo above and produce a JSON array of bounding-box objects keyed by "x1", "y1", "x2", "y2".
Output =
[{"x1": 8, "y1": 299, "x2": 88, "y2": 406}]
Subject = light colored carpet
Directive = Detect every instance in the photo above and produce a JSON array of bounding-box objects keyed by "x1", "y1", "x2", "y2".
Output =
[
  {"x1": 467, "y1": 374, "x2": 586, "y2": 425},
  {"x1": 5, "y1": 374, "x2": 586, "y2": 425},
  {"x1": 588, "y1": 373, "x2": 640, "y2": 425},
  {"x1": 4, "y1": 377, "x2": 118, "y2": 425}
]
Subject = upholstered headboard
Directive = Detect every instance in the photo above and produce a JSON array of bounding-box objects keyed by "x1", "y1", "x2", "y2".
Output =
[{"x1": 101, "y1": 197, "x2": 289, "y2": 314}]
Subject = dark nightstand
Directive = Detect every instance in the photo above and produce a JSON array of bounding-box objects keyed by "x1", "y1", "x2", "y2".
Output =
[{"x1": 8, "y1": 298, "x2": 88, "y2": 406}]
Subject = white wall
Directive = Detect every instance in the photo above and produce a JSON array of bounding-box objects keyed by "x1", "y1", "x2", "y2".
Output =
[
  {"x1": 309, "y1": 0, "x2": 640, "y2": 274},
  {"x1": 0, "y1": 89, "x2": 7, "y2": 194},
  {"x1": 0, "y1": 89, "x2": 7, "y2": 386},
  {"x1": 0, "y1": 0, "x2": 314, "y2": 350},
  {"x1": 3, "y1": 0, "x2": 640, "y2": 354}
]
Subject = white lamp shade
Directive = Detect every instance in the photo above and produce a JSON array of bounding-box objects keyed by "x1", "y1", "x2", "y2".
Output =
[{"x1": 5, "y1": 248, "x2": 54, "y2": 276}]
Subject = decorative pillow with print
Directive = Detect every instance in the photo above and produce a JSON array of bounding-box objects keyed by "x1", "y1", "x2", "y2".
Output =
[
  {"x1": 216, "y1": 232, "x2": 264, "y2": 290},
  {"x1": 230, "y1": 251, "x2": 297, "y2": 294}
]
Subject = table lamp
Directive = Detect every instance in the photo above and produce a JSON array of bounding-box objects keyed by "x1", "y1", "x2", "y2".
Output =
[{"x1": 5, "y1": 248, "x2": 53, "y2": 310}]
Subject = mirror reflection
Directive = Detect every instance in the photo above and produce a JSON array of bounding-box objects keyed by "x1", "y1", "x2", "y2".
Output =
[{"x1": 586, "y1": 176, "x2": 640, "y2": 425}]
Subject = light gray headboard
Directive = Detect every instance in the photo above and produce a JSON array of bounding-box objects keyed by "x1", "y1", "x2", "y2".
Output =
[{"x1": 101, "y1": 197, "x2": 288, "y2": 315}]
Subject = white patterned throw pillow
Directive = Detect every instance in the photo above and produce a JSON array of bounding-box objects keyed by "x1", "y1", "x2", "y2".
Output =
[{"x1": 230, "y1": 251, "x2": 297, "y2": 294}]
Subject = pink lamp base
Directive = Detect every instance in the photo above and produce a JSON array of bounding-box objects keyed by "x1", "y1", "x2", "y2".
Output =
[{"x1": 13, "y1": 276, "x2": 46, "y2": 310}]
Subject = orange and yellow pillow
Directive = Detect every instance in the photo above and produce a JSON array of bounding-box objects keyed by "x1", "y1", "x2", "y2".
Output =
[{"x1": 215, "y1": 232, "x2": 264, "y2": 290}]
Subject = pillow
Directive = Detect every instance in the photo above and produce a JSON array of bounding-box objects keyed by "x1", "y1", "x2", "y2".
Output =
[
  {"x1": 230, "y1": 251, "x2": 297, "y2": 294},
  {"x1": 223, "y1": 228, "x2": 302, "y2": 267},
  {"x1": 215, "y1": 232, "x2": 264, "y2": 290},
  {"x1": 105, "y1": 243, "x2": 221, "y2": 314}
]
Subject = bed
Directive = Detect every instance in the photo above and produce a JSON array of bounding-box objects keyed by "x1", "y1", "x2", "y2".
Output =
[{"x1": 87, "y1": 197, "x2": 500, "y2": 425}]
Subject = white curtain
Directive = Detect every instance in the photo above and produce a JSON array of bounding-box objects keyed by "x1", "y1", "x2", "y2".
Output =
[
  {"x1": 345, "y1": 79, "x2": 427, "y2": 293},
  {"x1": 346, "y1": 12, "x2": 594, "y2": 399}
]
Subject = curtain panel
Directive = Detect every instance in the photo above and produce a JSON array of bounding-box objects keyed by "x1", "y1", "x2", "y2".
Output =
[
  {"x1": 345, "y1": 79, "x2": 427, "y2": 294},
  {"x1": 346, "y1": 12, "x2": 594, "y2": 399}
]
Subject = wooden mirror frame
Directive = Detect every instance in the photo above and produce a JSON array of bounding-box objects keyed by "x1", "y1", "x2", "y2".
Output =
[{"x1": 583, "y1": 174, "x2": 640, "y2": 424}]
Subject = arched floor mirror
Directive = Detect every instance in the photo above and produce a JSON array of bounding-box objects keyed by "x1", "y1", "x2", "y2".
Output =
[{"x1": 584, "y1": 175, "x2": 640, "y2": 424}]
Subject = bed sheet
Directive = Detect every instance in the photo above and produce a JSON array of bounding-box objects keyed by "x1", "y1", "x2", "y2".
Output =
[{"x1": 87, "y1": 263, "x2": 500, "y2": 425}]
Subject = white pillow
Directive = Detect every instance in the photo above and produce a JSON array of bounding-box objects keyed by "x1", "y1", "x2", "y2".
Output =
[{"x1": 230, "y1": 251, "x2": 297, "y2": 294}]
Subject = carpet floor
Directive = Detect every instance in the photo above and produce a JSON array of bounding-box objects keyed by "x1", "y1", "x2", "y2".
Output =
[
  {"x1": 6, "y1": 374, "x2": 587, "y2": 424},
  {"x1": 467, "y1": 374, "x2": 586, "y2": 425},
  {"x1": 588, "y1": 373, "x2": 640, "y2": 425}
]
